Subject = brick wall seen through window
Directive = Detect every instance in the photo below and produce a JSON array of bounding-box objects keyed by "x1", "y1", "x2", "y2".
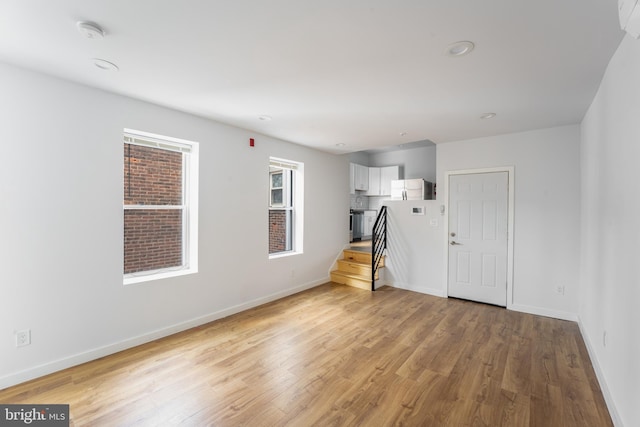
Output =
[
  {"x1": 269, "y1": 210, "x2": 288, "y2": 253},
  {"x1": 124, "y1": 144, "x2": 184, "y2": 274}
]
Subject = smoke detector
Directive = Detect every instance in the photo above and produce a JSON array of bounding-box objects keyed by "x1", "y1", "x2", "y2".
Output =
[{"x1": 77, "y1": 21, "x2": 105, "y2": 39}]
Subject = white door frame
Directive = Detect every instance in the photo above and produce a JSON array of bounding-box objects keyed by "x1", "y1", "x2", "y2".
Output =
[{"x1": 443, "y1": 167, "x2": 515, "y2": 308}]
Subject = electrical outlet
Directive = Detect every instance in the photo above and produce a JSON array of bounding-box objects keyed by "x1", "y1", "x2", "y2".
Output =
[
  {"x1": 555, "y1": 285, "x2": 565, "y2": 295},
  {"x1": 15, "y1": 329, "x2": 31, "y2": 347}
]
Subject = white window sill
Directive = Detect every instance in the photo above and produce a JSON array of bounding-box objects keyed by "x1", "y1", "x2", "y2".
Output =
[
  {"x1": 269, "y1": 250, "x2": 303, "y2": 260},
  {"x1": 123, "y1": 266, "x2": 197, "y2": 285}
]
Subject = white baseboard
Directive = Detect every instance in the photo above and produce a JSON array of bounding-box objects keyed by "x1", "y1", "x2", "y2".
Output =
[
  {"x1": 508, "y1": 303, "x2": 578, "y2": 322},
  {"x1": 0, "y1": 277, "x2": 329, "y2": 390},
  {"x1": 577, "y1": 317, "x2": 622, "y2": 427},
  {"x1": 391, "y1": 282, "x2": 446, "y2": 298},
  {"x1": 384, "y1": 287, "x2": 578, "y2": 322}
]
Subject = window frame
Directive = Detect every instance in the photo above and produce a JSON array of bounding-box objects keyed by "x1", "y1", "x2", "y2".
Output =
[
  {"x1": 123, "y1": 129, "x2": 199, "y2": 285},
  {"x1": 269, "y1": 169, "x2": 287, "y2": 208},
  {"x1": 268, "y1": 157, "x2": 303, "y2": 258}
]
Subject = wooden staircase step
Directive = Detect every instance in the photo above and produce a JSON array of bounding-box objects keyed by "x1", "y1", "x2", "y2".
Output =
[
  {"x1": 336, "y1": 259, "x2": 379, "y2": 279},
  {"x1": 330, "y1": 270, "x2": 372, "y2": 291},
  {"x1": 331, "y1": 247, "x2": 386, "y2": 291},
  {"x1": 343, "y1": 249, "x2": 385, "y2": 267}
]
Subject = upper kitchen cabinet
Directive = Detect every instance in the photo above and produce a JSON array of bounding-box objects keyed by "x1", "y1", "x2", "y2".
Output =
[
  {"x1": 366, "y1": 167, "x2": 381, "y2": 195},
  {"x1": 352, "y1": 163, "x2": 369, "y2": 192},
  {"x1": 366, "y1": 165, "x2": 399, "y2": 196},
  {"x1": 380, "y1": 166, "x2": 399, "y2": 195},
  {"x1": 350, "y1": 163, "x2": 355, "y2": 194}
]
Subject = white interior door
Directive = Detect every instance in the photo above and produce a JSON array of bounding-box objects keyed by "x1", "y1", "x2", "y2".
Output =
[{"x1": 448, "y1": 172, "x2": 508, "y2": 306}]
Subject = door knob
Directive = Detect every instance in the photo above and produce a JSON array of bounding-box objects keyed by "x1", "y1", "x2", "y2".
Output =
[
  {"x1": 450, "y1": 241, "x2": 462, "y2": 246},
  {"x1": 450, "y1": 232, "x2": 456, "y2": 237}
]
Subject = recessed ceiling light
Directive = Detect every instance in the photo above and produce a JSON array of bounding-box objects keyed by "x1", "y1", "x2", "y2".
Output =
[
  {"x1": 335, "y1": 143, "x2": 346, "y2": 147},
  {"x1": 77, "y1": 21, "x2": 105, "y2": 39},
  {"x1": 446, "y1": 41, "x2": 475, "y2": 57},
  {"x1": 92, "y1": 58, "x2": 119, "y2": 71},
  {"x1": 480, "y1": 112, "x2": 497, "y2": 119},
  {"x1": 399, "y1": 132, "x2": 408, "y2": 137},
  {"x1": 258, "y1": 115, "x2": 272, "y2": 121}
]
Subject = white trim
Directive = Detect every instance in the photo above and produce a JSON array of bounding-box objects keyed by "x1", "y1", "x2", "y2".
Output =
[
  {"x1": 123, "y1": 205, "x2": 185, "y2": 210},
  {"x1": 185, "y1": 143, "x2": 199, "y2": 278},
  {"x1": 443, "y1": 166, "x2": 515, "y2": 308},
  {"x1": 0, "y1": 277, "x2": 329, "y2": 390},
  {"x1": 269, "y1": 157, "x2": 299, "y2": 170},
  {"x1": 123, "y1": 265, "x2": 197, "y2": 285},
  {"x1": 509, "y1": 303, "x2": 578, "y2": 322},
  {"x1": 124, "y1": 128, "x2": 194, "y2": 153},
  {"x1": 269, "y1": 169, "x2": 290, "y2": 208},
  {"x1": 268, "y1": 250, "x2": 303, "y2": 259},
  {"x1": 577, "y1": 317, "x2": 622, "y2": 427},
  {"x1": 392, "y1": 282, "x2": 447, "y2": 298}
]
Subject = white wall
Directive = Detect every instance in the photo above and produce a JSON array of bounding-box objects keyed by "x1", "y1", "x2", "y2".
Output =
[
  {"x1": 580, "y1": 35, "x2": 640, "y2": 427},
  {"x1": 0, "y1": 62, "x2": 349, "y2": 388},
  {"x1": 384, "y1": 200, "x2": 444, "y2": 296},
  {"x1": 348, "y1": 151, "x2": 370, "y2": 166},
  {"x1": 369, "y1": 145, "x2": 437, "y2": 182},
  {"x1": 436, "y1": 125, "x2": 581, "y2": 320}
]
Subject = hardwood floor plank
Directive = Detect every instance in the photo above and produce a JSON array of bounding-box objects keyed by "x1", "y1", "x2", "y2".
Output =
[
  {"x1": 0, "y1": 284, "x2": 612, "y2": 426},
  {"x1": 495, "y1": 389, "x2": 531, "y2": 427},
  {"x1": 501, "y1": 334, "x2": 534, "y2": 396},
  {"x1": 385, "y1": 370, "x2": 447, "y2": 425},
  {"x1": 530, "y1": 382, "x2": 564, "y2": 427}
]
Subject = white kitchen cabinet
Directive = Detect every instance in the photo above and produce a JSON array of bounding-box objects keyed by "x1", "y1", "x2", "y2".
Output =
[
  {"x1": 365, "y1": 165, "x2": 399, "y2": 196},
  {"x1": 363, "y1": 210, "x2": 376, "y2": 237},
  {"x1": 380, "y1": 166, "x2": 399, "y2": 196},
  {"x1": 366, "y1": 167, "x2": 381, "y2": 195},
  {"x1": 352, "y1": 163, "x2": 369, "y2": 191},
  {"x1": 349, "y1": 163, "x2": 356, "y2": 194}
]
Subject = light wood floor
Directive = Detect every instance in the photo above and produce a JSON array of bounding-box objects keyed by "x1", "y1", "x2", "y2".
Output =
[{"x1": 0, "y1": 284, "x2": 612, "y2": 426}]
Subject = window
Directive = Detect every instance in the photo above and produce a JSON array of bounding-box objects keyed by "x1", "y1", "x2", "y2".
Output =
[
  {"x1": 269, "y1": 157, "x2": 303, "y2": 256},
  {"x1": 123, "y1": 129, "x2": 199, "y2": 284},
  {"x1": 270, "y1": 170, "x2": 285, "y2": 207},
  {"x1": 270, "y1": 168, "x2": 291, "y2": 207}
]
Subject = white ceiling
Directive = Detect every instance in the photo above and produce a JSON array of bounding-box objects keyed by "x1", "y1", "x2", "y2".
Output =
[{"x1": 0, "y1": 1, "x2": 624, "y2": 154}]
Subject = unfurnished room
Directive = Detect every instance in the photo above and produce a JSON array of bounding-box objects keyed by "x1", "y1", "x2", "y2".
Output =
[{"x1": 0, "y1": 1, "x2": 638, "y2": 426}]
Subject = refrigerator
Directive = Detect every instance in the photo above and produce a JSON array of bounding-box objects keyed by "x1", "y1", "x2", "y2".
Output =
[{"x1": 390, "y1": 179, "x2": 433, "y2": 200}]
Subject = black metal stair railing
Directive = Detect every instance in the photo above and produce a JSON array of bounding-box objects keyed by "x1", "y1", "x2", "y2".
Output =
[{"x1": 371, "y1": 206, "x2": 388, "y2": 291}]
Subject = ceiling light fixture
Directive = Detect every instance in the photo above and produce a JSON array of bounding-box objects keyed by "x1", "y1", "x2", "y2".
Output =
[
  {"x1": 446, "y1": 41, "x2": 475, "y2": 57},
  {"x1": 92, "y1": 58, "x2": 119, "y2": 71},
  {"x1": 399, "y1": 132, "x2": 408, "y2": 137},
  {"x1": 335, "y1": 143, "x2": 346, "y2": 147},
  {"x1": 77, "y1": 21, "x2": 105, "y2": 39},
  {"x1": 258, "y1": 115, "x2": 272, "y2": 121},
  {"x1": 480, "y1": 112, "x2": 497, "y2": 119}
]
